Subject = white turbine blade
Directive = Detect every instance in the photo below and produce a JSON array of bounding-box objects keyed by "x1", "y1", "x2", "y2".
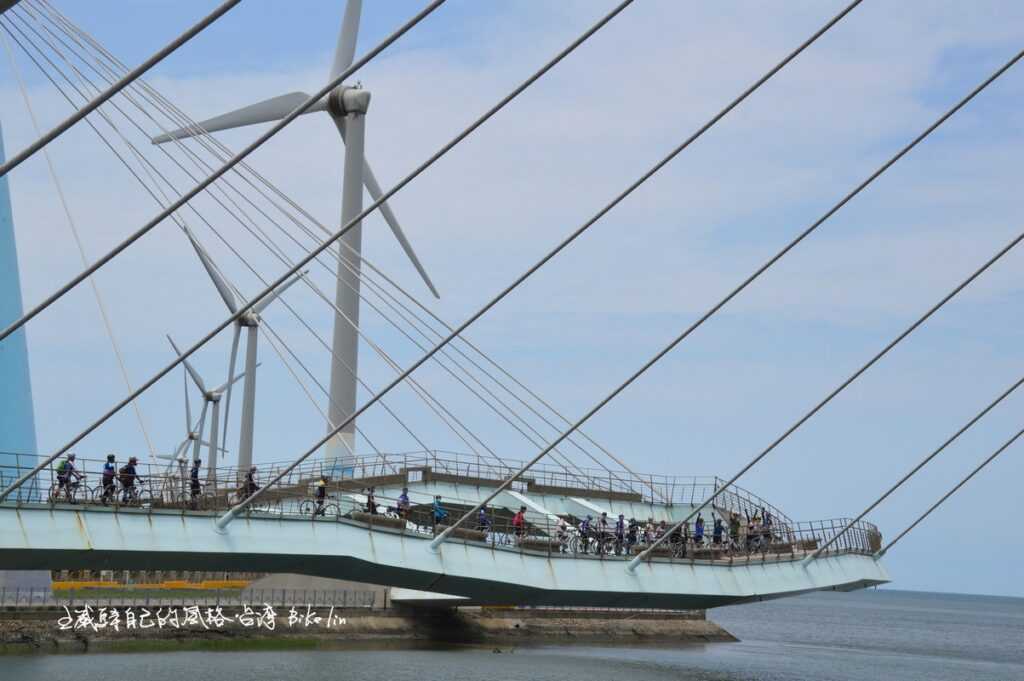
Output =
[
  {"x1": 183, "y1": 227, "x2": 239, "y2": 313},
  {"x1": 151, "y1": 92, "x2": 326, "y2": 144},
  {"x1": 183, "y1": 365, "x2": 193, "y2": 434},
  {"x1": 332, "y1": 116, "x2": 439, "y2": 298},
  {"x1": 167, "y1": 334, "x2": 206, "y2": 394},
  {"x1": 363, "y1": 155, "x2": 440, "y2": 298},
  {"x1": 220, "y1": 323, "x2": 242, "y2": 455},
  {"x1": 330, "y1": 0, "x2": 362, "y2": 79},
  {"x1": 213, "y1": 361, "x2": 261, "y2": 394},
  {"x1": 252, "y1": 270, "x2": 309, "y2": 315}
]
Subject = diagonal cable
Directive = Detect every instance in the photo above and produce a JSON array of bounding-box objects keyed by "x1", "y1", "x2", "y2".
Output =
[
  {"x1": 876, "y1": 424, "x2": 1024, "y2": 558},
  {"x1": 806, "y1": 371, "x2": 1024, "y2": 560},
  {"x1": 0, "y1": 0, "x2": 635, "y2": 501},
  {"x1": 216, "y1": 0, "x2": 867, "y2": 529},
  {"x1": 0, "y1": 0, "x2": 241, "y2": 177}
]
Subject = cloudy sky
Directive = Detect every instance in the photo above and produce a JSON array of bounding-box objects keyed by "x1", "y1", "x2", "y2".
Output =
[{"x1": 1, "y1": 0, "x2": 1023, "y2": 597}]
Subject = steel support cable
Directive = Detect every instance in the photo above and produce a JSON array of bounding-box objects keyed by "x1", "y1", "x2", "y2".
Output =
[
  {"x1": 0, "y1": 0, "x2": 242, "y2": 177},
  {"x1": 38, "y1": 0, "x2": 648, "y2": 491},
  {"x1": 20, "y1": 2, "x2": 595, "y2": 488},
  {"x1": 0, "y1": 0, "x2": 447, "y2": 344},
  {"x1": 205, "y1": 0, "x2": 866, "y2": 532},
  {"x1": 32, "y1": 1, "x2": 621, "y2": 489},
  {"x1": 343, "y1": 252, "x2": 661, "y2": 495},
  {"x1": 0, "y1": 30, "x2": 158, "y2": 457},
  {"x1": 321, "y1": 248, "x2": 594, "y2": 486},
  {"x1": 806, "y1": 372, "x2": 1024, "y2": 561},
  {"x1": 11, "y1": 9, "x2": 453, "y2": 462},
  {"x1": 0, "y1": 0, "x2": 628, "y2": 503},
  {"x1": 627, "y1": 55, "x2": 1024, "y2": 572},
  {"x1": 3, "y1": 18, "x2": 421, "y2": 469},
  {"x1": 251, "y1": 313, "x2": 380, "y2": 462},
  {"x1": 876, "y1": 424, "x2": 1024, "y2": 558}
]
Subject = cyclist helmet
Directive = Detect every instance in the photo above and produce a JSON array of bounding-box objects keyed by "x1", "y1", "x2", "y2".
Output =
[
  {"x1": 68, "y1": 453, "x2": 76, "y2": 460},
  {"x1": 520, "y1": 506, "x2": 526, "y2": 512},
  {"x1": 618, "y1": 513, "x2": 624, "y2": 519},
  {"x1": 106, "y1": 453, "x2": 115, "y2": 462},
  {"x1": 587, "y1": 514, "x2": 593, "y2": 520},
  {"x1": 194, "y1": 459, "x2": 201, "y2": 466},
  {"x1": 129, "y1": 456, "x2": 138, "y2": 464},
  {"x1": 249, "y1": 465, "x2": 257, "y2": 472}
]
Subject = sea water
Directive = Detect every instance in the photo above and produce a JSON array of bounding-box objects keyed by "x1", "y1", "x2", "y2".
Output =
[{"x1": 4, "y1": 589, "x2": 1022, "y2": 681}]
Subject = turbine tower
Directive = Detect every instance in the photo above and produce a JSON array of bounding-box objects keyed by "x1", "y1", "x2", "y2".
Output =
[
  {"x1": 152, "y1": 0, "x2": 439, "y2": 476},
  {"x1": 182, "y1": 228, "x2": 306, "y2": 475},
  {"x1": 167, "y1": 335, "x2": 253, "y2": 485}
]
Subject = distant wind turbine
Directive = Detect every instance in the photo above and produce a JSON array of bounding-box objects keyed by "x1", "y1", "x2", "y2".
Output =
[
  {"x1": 152, "y1": 0, "x2": 440, "y2": 474},
  {"x1": 167, "y1": 335, "x2": 254, "y2": 486},
  {"x1": 181, "y1": 227, "x2": 306, "y2": 474}
]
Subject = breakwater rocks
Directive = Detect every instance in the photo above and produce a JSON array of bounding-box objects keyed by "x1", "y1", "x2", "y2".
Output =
[{"x1": 0, "y1": 606, "x2": 735, "y2": 653}]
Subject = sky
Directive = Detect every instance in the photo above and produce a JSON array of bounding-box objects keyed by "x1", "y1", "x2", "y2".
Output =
[{"x1": 1, "y1": 0, "x2": 1022, "y2": 597}]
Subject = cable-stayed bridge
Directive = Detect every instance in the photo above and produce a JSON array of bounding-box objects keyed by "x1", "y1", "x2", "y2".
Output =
[
  {"x1": 0, "y1": 452, "x2": 888, "y2": 607},
  {"x1": 0, "y1": 0, "x2": 1019, "y2": 607}
]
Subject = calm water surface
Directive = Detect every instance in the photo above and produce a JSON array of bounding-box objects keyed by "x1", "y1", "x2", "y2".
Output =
[{"x1": 6, "y1": 589, "x2": 1023, "y2": 681}]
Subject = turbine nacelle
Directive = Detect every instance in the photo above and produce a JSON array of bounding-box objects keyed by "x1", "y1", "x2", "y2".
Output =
[{"x1": 327, "y1": 85, "x2": 371, "y2": 118}]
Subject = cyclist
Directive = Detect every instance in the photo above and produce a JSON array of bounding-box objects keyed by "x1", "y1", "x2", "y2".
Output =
[
  {"x1": 365, "y1": 486, "x2": 378, "y2": 515},
  {"x1": 55, "y1": 453, "x2": 83, "y2": 502},
  {"x1": 396, "y1": 487, "x2": 411, "y2": 519},
  {"x1": 614, "y1": 514, "x2": 626, "y2": 555},
  {"x1": 118, "y1": 456, "x2": 145, "y2": 504},
  {"x1": 712, "y1": 516, "x2": 724, "y2": 545},
  {"x1": 432, "y1": 495, "x2": 448, "y2": 529},
  {"x1": 314, "y1": 475, "x2": 328, "y2": 516},
  {"x1": 643, "y1": 517, "x2": 655, "y2": 545},
  {"x1": 189, "y1": 459, "x2": 202, "y2": 502},
  {"x1": 100, "y1": 454, "x2": 117, "y2": 503},
  {"x1": 244, "y1": 465, "x2": 259, "y2": 497},
  {"x1": 626, "y1": 517, "x2": 639, "y2": 551},
  {"x1": 512, "y1": 506, "x2": 527, "y2": 543},
  {"x1": 578, "y1": 515, "x2": 593, "y2": 554},
  {"x1": 556, "y1": 516, "x2": 569, "y2": 552},
  {"x1": 728, "y1": 512, "x2": 741, "y2": 549},
  {"x1": 476, "y1": 504, "x2": 490, "y2": 532}
]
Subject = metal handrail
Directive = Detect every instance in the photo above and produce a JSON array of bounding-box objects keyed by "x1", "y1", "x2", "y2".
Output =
[{"x1": 0, "y1": 451, "x2": 876, "y2": 567}]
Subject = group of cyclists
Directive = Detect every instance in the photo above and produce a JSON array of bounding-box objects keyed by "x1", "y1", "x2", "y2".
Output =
[
  {"x1": 548, "y1": 509, "x2": 779, "y2": 556},
  {"x1": 49, "y1": 453, "x2": 262, "y2": 508},
  {"x1": 52, "y1": 452, "x2": 145, "y2": 505}
]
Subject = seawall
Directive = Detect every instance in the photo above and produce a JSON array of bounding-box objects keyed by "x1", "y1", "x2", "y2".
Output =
[{"x1": 0, "y1": 606, "x2": 736, "y2": 654}]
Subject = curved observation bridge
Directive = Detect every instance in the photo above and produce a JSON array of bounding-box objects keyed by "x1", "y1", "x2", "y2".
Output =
[{"x1": 0, "y1": 451, "x2": 888, "y2": 608}]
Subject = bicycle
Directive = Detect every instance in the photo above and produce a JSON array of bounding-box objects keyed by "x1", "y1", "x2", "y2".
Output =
[
  {"x1": 299, "y1": 497, "x2": 338, "y2": 519},
  {"x1": 118, "y1": 481, "x2": 152, "y2": 507},
  {"x1": 92, "y1": 479, "x2": 118, "y2": 506},
  {"x1": 49, "y1": 476, "x2": 86, "y2": 504}
]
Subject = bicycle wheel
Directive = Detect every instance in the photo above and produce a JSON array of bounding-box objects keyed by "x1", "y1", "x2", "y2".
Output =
[
  {"x1": 69, "y1": 483, "x2": 86, "y2": 504},
  {"x1": 175, "y1": 491, "x2": 196, "y2": 509},
  {"x1": 47, "y1": 483, "x2": 61, "y2": 504},
  {"x1": 299, "y1": 499, "x2": 316, "y2": 516}
]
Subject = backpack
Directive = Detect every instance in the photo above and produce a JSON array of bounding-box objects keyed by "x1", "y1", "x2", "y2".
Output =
[{"x1": 57, "y1": 460, "x2": 68, "y2": 474}]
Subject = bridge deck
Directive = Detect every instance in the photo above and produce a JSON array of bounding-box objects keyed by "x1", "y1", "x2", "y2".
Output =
[{"x1": 0, "y1": 504, "x2": 889, "y2": 609}]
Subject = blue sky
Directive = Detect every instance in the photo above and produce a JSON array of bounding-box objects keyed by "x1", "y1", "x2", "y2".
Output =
[{"x1": 1, "y1": 1, "x2": 1023, "y2": 597}]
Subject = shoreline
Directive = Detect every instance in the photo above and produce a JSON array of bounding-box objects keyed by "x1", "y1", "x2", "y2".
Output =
[{"x1": 0, "y1": 606, "x2": 736, "y2": 655}]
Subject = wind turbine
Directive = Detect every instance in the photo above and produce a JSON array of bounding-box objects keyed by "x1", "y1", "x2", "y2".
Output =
[
  {"x1": 154, "y1": 366, "x2": 218, "y2": 496},
  {"x1": 181, "y1": 228, "x2": 307, "y2": 475},
  {"x1": 166, "y1": 335, "x2": 254, "y2": 486},
  {"x1": 151, "y1": 0, "x2": 439, "y2": 475}
]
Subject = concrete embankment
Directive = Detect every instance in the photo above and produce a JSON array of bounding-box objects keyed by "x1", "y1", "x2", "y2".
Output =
[{"x1": 0, "y1": 606, "x2": 735, "y2": 654}]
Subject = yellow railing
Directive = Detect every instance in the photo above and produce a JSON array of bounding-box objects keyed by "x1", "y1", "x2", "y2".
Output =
[{"x1": 51, "y1": 579, "x2": 250, "y2": 591}]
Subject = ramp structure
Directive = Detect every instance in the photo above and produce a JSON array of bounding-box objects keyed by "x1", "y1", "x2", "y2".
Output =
[{"x1": 0, "y1": 452, "x2": 888, "y2": 608}]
